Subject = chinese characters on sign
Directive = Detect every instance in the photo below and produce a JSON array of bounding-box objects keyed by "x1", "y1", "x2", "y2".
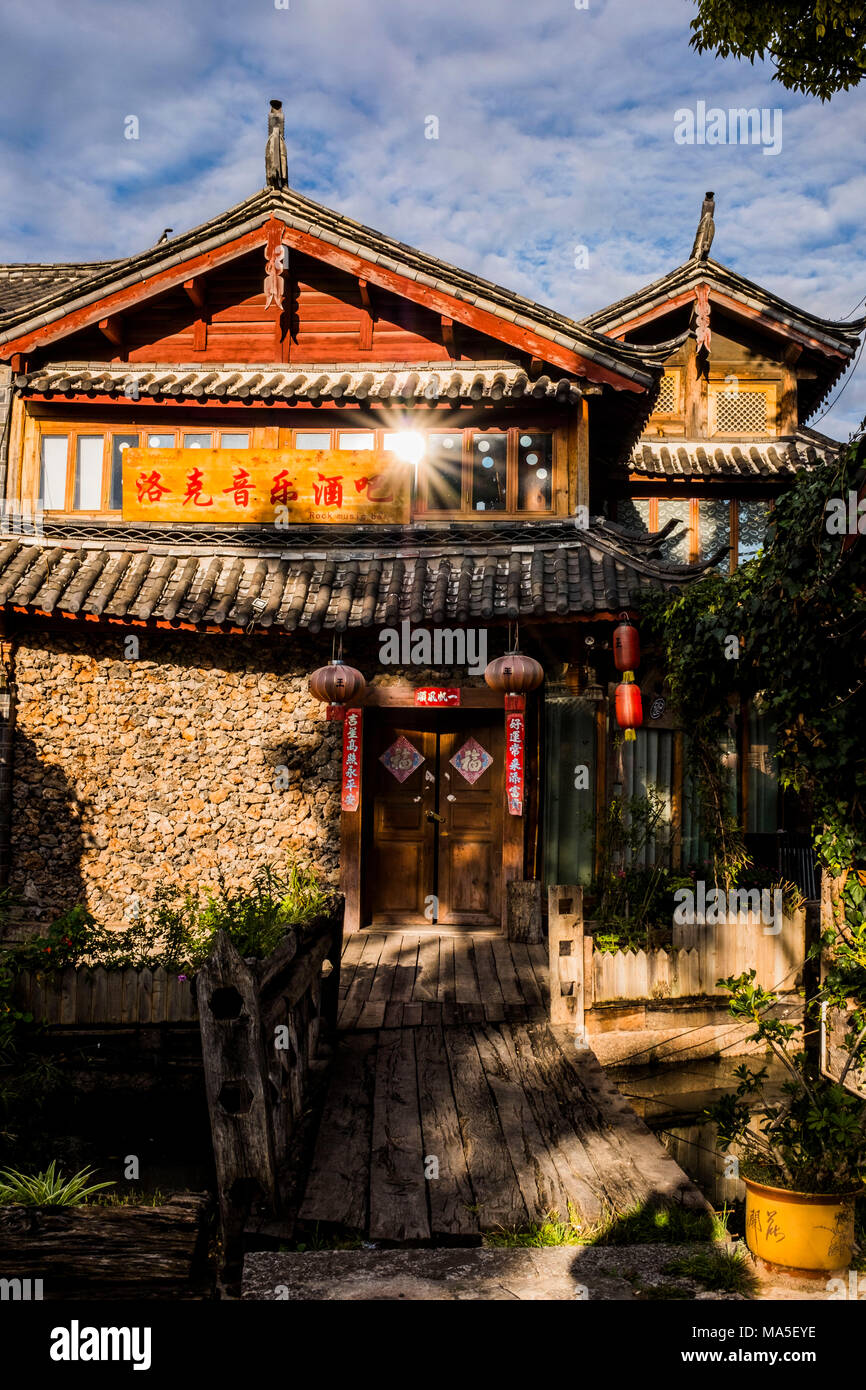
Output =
[
  {"x1": 413, "y1": 688, "x2": 461, "y2": 707},
  {"x1": 506, "y1": 712, "x2": 525, "y2": 816},
  {"x1": 342, "y1": 708, "x2": 363, "y2": 812},
  {"x1": 123, "y1": 449, "x2": 411, "y2": 525}
]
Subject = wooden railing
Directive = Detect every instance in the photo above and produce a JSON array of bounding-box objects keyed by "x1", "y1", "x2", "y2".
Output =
[
  {"x1": 195, "y1": 903, "x2": 344, "y2": 1282},
  {"x1": 13, "y1": 965, "x2": 197, "y2": 1025},
  {"x1": 548, "y1": 886, "x2": 806, "y2": 1028}
]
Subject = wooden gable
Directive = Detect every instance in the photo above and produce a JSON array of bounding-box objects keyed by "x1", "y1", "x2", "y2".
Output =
[{"x1": 47, "y1": 246, "x2": 511, "y2": 368}]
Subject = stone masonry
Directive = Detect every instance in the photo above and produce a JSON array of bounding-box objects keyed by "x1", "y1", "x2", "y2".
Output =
[
  {"x1": 8, "y1": 623, "x2": 502, "y2": 927},
  {"x1": 10, "y1": 628, "x2": 344, "y2": 925}
]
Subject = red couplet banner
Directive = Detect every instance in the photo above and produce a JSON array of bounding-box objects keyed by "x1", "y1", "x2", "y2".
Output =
[
  {"x1": 505, "y1": 711, "x2": 524, "y2": 816},
  {"x1": 342, "y1": 708, "x2": 363, "y2": 811}
]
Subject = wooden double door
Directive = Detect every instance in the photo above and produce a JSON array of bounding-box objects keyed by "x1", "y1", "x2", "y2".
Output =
[{"x1": 367, "y1": 710, "x2": 503, "y2": 928}]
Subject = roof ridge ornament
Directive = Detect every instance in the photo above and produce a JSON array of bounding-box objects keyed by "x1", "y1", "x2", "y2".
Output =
[
  {"x1": 690, "y1": 190, "x2": 715, "y2": 261},
  {"x1": 265, "y1": 99, "x2": 288, "y2": 190}
]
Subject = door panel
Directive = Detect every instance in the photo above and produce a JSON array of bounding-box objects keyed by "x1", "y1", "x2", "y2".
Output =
[
  {"x1": 367, "y1": 711, "x2": 503, "y2": 929},
  {"x1": 438, "y1": 723, "x2": 502, "y2": 926},
  {"x1": 369, "y1": 722, "x2": 435, "y2": 925}
]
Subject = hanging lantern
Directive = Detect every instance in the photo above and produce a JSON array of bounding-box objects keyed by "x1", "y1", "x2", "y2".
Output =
[
  {"x1": 484, "y1": 652, "x2": 544, "y2": 710},
  {"x1": 308, "y1": 661, "x2": 366, "y2": 721},
  {"x1": 615, "y1": 675, "x2": 643, "y2": 742},
  {"x1": 613, "y1": 617, "x2": 640, "y2": 672}
]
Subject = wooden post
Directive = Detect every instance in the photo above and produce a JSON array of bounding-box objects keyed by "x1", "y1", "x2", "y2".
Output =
[
  {"x1": 197, "y1": 931, "x2": 277, "y2": 1279},
  {"x1": 548, "y1": 885, "x2": 585, "y2": 1037},
  {"x1": 507, "y1": 879, "x2": 543, "y2": 943}
]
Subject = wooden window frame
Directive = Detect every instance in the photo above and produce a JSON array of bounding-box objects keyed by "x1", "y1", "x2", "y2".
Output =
[
  {"x1": 281, "y1": 424, "x2": 564, "y2": 520},
  {"x1": 708, "y1": 379, "x2": 778, "y2": 438},
  {"x1": 620, "y1": 494, "x2": 743, "y2": 574},
  {"x1": 655, "y1": 368, "x2": 682, "y2": 415},
  {"x1": 31, "y1": 421, "x2": 253, "y2": 515}
]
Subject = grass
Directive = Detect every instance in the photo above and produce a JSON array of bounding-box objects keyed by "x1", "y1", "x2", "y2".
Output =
[
  {"x1": 0, "y1": 1161, "x2": 114, "y2": 1206},
  {"x1": 663, "y1": 1247, "x2": 758, "y2": 1296},
  {"x1": 486, "y1": 1202, "x2": 731, "y2": 1249},
  {"x1": 281, "y1": 1224, "x2": 366, "y2": 1252},
  {"x1": 90, "y1": 1189, "x2": 170, "y2": 1208}
]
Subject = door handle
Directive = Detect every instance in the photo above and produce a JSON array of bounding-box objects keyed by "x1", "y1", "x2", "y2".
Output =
[{"x1": 426, "y1": 810, "x2": 445, "y2": 823}]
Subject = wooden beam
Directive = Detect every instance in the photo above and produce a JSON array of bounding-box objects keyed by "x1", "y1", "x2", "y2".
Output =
[
  {"x1": 441, "y1": 316, "x2": 456, "y2": 355},
  {"x1": 779, "y1": 343, "x2": 802, "y2": 435},
  {"x1": 358, "y1": 279, "x2": 372, "y2": 312},
  {"x1": 183, "y1": 277, "x2": 207, "y2": 311},
  {"x1": 575, "y1": 396, "x2": 590, "y2": 514},
  {"x1": 98, "y1": 315, "x2": 123, "y2": 348}
]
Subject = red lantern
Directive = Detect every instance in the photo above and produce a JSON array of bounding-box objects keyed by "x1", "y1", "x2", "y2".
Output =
[
  {"x1": 615, "y1": 678, "x2": 643, "y2": 742},
  {"x1": 483, "y1": 652, "x2": 544, "y2": 703},
  {"x1": 308, "y1": 662, "x2": 366, "y2": 720},
  {"x1": 613, "y1": 619, "x2": 640, "y2": 672}
]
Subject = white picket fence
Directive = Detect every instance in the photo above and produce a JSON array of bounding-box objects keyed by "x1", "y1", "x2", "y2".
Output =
[{"x1": 590, "y1": 912, "x2": 806, "y2": 1004}]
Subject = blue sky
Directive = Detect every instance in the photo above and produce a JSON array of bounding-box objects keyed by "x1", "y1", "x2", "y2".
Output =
[{"x1": 1, "y1": 0, "x2": 865, "y2": 436}]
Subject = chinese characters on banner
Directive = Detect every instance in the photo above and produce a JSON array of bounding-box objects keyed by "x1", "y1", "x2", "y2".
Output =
[
  {"x1": 414, "y1": 688, "x2": 461, "y2": 707},
  {"x1": 506, "y1": 711, "x2": 525, "y2": 816},
  {"x1": 342, "y1": 708, "x2": 363, "y2": 812},
  {"x1": 123, "y1": 449, "x2": 411, "y2": 525}
]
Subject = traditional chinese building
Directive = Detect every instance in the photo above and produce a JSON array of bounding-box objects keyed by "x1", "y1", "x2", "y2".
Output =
[{"x1": 0, "y1": 108, "x2": 861, "y2": 934}]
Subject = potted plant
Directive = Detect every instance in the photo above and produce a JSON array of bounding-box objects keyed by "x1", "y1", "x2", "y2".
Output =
[{"x1": 708, "y1": 971, "x2": 865, "y2": 1273}]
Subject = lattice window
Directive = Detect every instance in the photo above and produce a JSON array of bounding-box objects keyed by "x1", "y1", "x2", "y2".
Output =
[
  {"x1": 710, "y1": 382, "x2": 776, "y2": 436},
  {"x1": 716, "y1": 391, "x2": 766, "y2": 432},
  {"x1": 655, "y1": 371, "x2": 679, "y2": 414}
]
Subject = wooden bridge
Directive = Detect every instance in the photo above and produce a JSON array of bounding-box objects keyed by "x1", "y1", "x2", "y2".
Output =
[{"x1": 299, "y1": 930, "x2": 709, "y2": 1242}]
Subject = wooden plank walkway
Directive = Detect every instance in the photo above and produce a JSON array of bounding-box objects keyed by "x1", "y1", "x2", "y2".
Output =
[
  {"x1": 337, "y1": 931, "x2": 549, "y2": 1031},
  {"x1": 299, "y1": 1018, "x2": 709, "y2": 1241}
]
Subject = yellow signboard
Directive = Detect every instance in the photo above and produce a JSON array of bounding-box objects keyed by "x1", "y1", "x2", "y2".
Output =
[{"x1": 122, "y1": 449, "x2": 411, "y2": 524}]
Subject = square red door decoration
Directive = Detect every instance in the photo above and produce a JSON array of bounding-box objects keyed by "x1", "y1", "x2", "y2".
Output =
[
  {"x1": 450, "y1": 737, "x2": 492, "y2": 785},
  {"x1": 341, "y1": 708, "x2": 363, "y2": 811},
  {"x1": 505, "y1": 712, "x2": 524, "y2": 816}
]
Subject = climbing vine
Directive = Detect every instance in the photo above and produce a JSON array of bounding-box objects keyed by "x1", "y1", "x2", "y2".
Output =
[{"x1": 639, "y1": 434, "x2": 866, "y2": 990}]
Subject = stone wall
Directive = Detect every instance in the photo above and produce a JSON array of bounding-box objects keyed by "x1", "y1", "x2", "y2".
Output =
[
  {"x1": 10, "y1": 627, "x2": 343, "y2": 925},
  {"x1": 8, "y1": 622, "x2": 505, "y2": 927}
]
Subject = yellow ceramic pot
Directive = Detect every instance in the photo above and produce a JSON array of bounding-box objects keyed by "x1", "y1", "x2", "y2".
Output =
[{"x1": 744, "y1": 1177, "x2": 859, "y2": 1272}]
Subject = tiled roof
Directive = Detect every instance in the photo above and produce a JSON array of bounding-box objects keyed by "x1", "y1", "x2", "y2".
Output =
[
  {"x1": 583, "y1": 256, "x2": 865, "y2": 421},
  {"x1": 627, "y1": 430, "x2": 840, "y2": 479},
  {"x1": 0, "y1": 262, "x2": 122, "y2": 314},
  {"x1": 0, "y1": 188, "x2": 658, "y2": 394},
  {"x1": 0, "y1": 525, "x2": 711, "y2": 631},
  {"x1": 18, "y1": 361, "x2": 587, "y2": 405}
]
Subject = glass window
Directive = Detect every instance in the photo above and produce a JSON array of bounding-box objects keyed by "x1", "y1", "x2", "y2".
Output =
[
  {"x1": 471, "y1": 432, "x2": 507, "y2": 512},
  {"x1": 657, "y1": 499, "x2": 691, "y2": 563},
  {"x1": 517, "y1": 433, "x2": 552, "y2": 511},
  {"x1": 219, "y1": 432, "x2": 250, "y2": 448},
  {"x1": 700, "y1": 498, "x2": 731, "y2": 571},
  {"x1": 682, "y1": 729, "x2": 737, "y2": 869},
  {"x1": 424, "y1": 432, "x2": 463, "y2": 510},
  {"x1": 620, "y1": 728, "x2": 675, "y2": 869},
  {"x1": 543, "y1": 694, "x2": 597, "y2": 887},
  {"x1": 747, "y1": 703, "x2": 778, "y2": 833},
  {"x1": 182, "y1": 432, "x2": 213, "y2": 449},
  {"x1": 618, "y1": 497, "x2": 651, "y2": 535},
  {"x1": 147, "y1": 433, "x2": 176, "y2": 448},
  {"x1": 73, "y1": 436, "x2": 104, "y2": 510},
  {"x1": 738, "y1": 499, "x2": 769, "y2": 564},
  {"x1": 40, "y1": 436, "x2": 68, "y2": 510},
  {"x1": 337, "y1": 431, "x2": 375, "y2": 450},
  {"x1": 110, "y1": 434, "x2": 139, "y2": 511},
  {"x1": 294, "y1": 432, "x2": 331, "y2": 449}
]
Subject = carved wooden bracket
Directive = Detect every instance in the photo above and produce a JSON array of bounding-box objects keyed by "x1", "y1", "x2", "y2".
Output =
[
  {"x1": 264, "y1": 223, "x2": 286, "y2": 311},
  {"x1": 694, "y1": 284, "x2": 711, "y2": 353}
]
